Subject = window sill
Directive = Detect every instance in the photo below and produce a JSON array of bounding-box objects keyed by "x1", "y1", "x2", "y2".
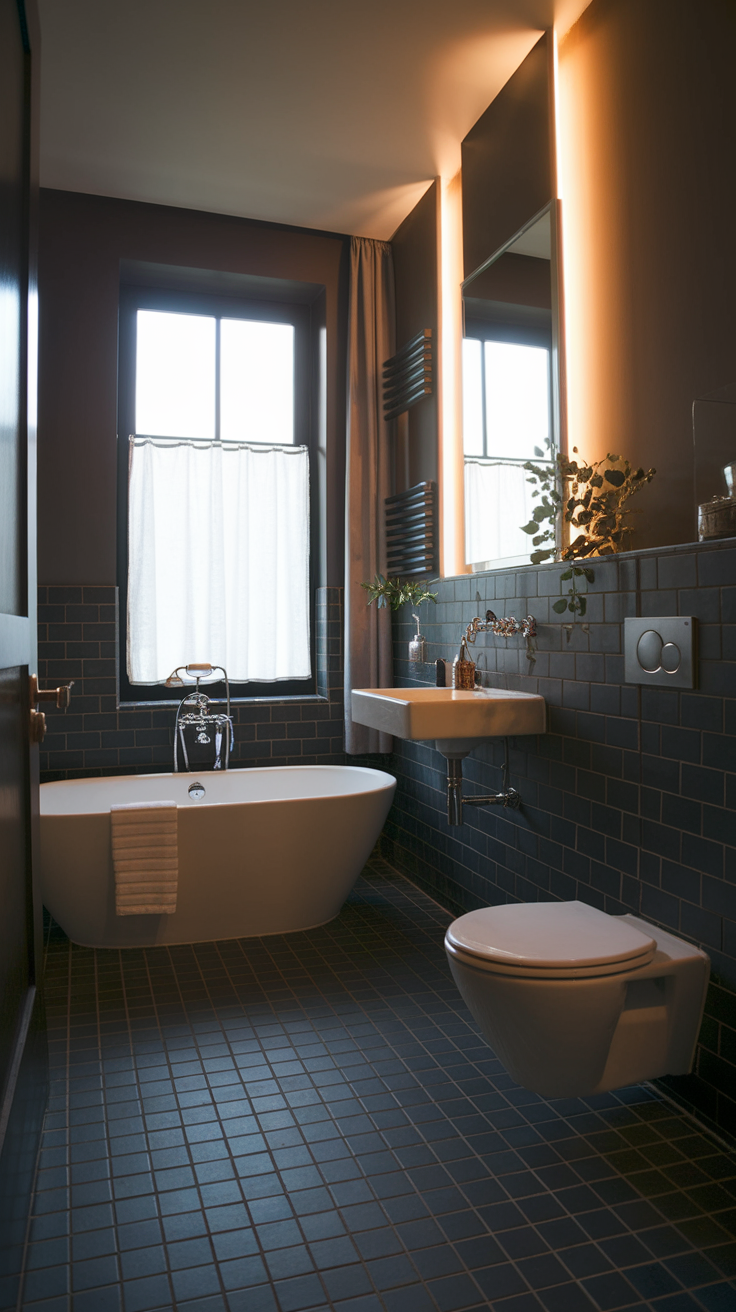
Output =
[{"x1": 117, "y1": 693, "x2": 330, "y2": 711}]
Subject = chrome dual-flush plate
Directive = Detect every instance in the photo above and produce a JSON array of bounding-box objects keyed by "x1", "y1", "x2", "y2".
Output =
[{"x1": 624, "y1": 617, "x2": 696, "y2": 688}]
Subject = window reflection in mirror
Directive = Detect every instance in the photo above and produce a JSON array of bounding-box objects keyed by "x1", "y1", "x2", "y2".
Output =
[{"x1": 462, "y1": 206, "x2": 555, "y2": 570}]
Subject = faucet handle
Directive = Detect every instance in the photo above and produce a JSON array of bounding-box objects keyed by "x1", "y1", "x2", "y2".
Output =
[{"x1": 466, "y1": 615, "x2": 490, "y2": 643}]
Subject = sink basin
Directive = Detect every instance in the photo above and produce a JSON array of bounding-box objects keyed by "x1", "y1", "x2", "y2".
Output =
[{"x1": 351, "y1": 687, "x2": 546, "y2": 743}]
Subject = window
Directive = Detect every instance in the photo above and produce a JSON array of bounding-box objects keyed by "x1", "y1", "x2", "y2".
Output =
[
  {"x1": 134, "y1": 310, "x2": 296, "y2": 444},
  {"x1": 118, "y1": 280, "x2": 317, "y2": 703},
  {"x1": 463, "y1": 336, "x2": 554, "y2": 568}
]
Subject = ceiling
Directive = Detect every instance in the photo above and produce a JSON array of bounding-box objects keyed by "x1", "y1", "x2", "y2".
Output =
[{"x1": 38, "y1": 0, "x2": 592, "y2": 240}]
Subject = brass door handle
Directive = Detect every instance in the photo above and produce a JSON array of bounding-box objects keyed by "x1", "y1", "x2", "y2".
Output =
[{"x1": 29, "y1": 674, "x2": 74, "y2": 710}]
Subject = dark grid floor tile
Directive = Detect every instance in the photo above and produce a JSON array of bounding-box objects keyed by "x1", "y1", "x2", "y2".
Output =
[{"x1": 18, "y1": 860, "x2": 736, "y2": 1312}]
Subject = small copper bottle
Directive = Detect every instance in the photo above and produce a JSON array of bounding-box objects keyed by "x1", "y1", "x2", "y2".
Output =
[{"x1": 452, "y1": 638, "x2": 476, "y2": 690}]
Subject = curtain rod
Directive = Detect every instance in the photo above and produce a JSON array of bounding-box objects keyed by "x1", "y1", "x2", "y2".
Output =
[{"x1": 129, "y1": 434, "x2": 308, "y2": 455}]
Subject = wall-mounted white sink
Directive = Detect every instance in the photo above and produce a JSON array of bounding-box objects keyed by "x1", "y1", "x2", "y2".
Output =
[{"x1": 351, "y1": 687, "x2": 546, "y2": 745}]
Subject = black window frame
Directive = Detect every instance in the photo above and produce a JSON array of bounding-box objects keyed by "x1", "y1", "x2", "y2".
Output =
[{"x1": 117, "y1": 280, "x2": 318, "y2": 705}]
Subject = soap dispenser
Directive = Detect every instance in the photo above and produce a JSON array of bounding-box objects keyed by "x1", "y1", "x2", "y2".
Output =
[{"x1": 408, "y1": 613, "x2": 427, "y2": 664}]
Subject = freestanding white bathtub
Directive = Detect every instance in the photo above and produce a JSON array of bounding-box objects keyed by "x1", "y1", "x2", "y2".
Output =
[{"x1": 40, "y1": 766, "x2": 396, "y2": 949}]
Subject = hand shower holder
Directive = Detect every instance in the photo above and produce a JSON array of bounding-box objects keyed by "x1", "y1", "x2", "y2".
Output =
[{"x1": 166, "y1": 664, "x2": 234, "y2": 772}]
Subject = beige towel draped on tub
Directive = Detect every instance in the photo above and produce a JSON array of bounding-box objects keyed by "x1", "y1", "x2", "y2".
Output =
[{"x1": 111, "y1": 801, "x2": 178, "y2": 915}]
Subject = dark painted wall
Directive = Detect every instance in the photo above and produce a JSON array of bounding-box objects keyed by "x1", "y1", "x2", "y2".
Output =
[
  {"x1": 462, "y1": 33, "x2": 551, "y2": 281},
  {"x1": 382, "y1": 538, "x2": 736, "y2": 1136},
  {"x1": 467, "y1": 252, "x2": 551, "y2": 311},
  {"x1": 391, "y1": 180, "x2": 438, "y2": 493},
  {"x1": 558, "y1": 0, "x2": 736, "y2": 549},
  {"x1": 37, "y1": 190, "x2": 349, "y2": 587},
  {"x1": 464, "y1": 252, "x2": 553, "y2": 349}
]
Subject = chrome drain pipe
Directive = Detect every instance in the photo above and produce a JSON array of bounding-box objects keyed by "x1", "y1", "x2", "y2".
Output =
[
  {"x1": 444, "y1": 738, "x2": 522, "y2": 826},
  {"x1": 447, "y1": 758, "x2": 464, "y2": 826}
]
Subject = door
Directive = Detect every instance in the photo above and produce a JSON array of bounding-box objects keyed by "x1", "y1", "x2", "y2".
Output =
[{"x1": 0, "y1": 1, "x2": 47, "y2": 1304}]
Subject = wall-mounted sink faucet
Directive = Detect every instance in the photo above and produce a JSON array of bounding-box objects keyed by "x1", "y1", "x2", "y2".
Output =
[{"x1": 465, "y1": 611, "x2": 537, "y2": 642}]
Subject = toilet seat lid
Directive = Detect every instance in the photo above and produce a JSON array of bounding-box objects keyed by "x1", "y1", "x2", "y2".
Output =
[{"x1": 446, "y1": 901, "x2": 656, "y2": 973}]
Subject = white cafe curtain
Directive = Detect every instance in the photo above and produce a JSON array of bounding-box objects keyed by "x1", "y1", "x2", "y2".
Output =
[
  {"x1": 127, "y1": 436, "x2": 310, "y2": 684},
  {"x1": 464, "y1": 459, "x2": 537, "y2": 565},
  {"x1": 344, "y1": 237, "x2": 395, "y2": 754}
]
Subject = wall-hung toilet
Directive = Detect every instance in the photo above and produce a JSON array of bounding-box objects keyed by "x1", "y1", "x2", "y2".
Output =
[{"x1": 445, "y1": 901, "x2": 710, "y2": 1099}]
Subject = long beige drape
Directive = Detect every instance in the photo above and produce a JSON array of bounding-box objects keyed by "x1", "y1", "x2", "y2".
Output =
[{"x1": 344, "y1": 236, "x2": 395, "y2": 754}]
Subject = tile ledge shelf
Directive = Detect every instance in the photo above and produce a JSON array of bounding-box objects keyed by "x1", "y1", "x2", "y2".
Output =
[{"x1": 438, "y1": 534, "x2": 736, "y2": 584}]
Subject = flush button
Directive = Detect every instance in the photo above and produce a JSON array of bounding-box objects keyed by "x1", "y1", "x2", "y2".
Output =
[
  {"x1": 661, "y1": 642, "x2": 681, "y2": 673},
  {"x1": 624, "y1": 617, "x2": 695, "y2": 688},
  {"x1": 637, "y1": 630, "x2": 663, "y2": 672}
]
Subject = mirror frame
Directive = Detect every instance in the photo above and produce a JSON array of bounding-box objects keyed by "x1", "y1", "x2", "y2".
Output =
[
  {"x1": 460, "y1": 200, "x2": 565, "y2": 572},
  {"x1": 459, "y1": 30, "x2": 566, "y2": 572}
]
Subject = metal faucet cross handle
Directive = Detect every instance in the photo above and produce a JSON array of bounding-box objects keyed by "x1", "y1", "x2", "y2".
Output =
[
  {"x1": 486, "y1": 611, "x2": 537, "y2": 638},
  {"x1": 464, "y1": 613, "x2": 537, "y2": 642}
]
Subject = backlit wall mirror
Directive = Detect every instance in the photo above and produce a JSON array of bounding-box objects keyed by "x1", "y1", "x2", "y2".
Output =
[{"x1": 460, "y1": 32, "x2": 563, "y2": 571}]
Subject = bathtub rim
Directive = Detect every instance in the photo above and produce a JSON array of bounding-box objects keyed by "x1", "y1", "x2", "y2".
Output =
[{"x1": 40, "y1": 763, "x2": 397, "y2": 818}]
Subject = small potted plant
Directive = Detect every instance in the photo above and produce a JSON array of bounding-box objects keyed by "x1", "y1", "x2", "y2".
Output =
[
  {"x1": 361, "y1": 574, "x2": 437, "y2": 663},
  {"x1": 361, "y1": 574, "x2": 437, "y2": 611}
]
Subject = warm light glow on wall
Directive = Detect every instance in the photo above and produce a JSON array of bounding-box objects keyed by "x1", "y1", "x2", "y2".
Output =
[
  {"x1": 552, "y1": 29, "x2": 562, "y2": 201},
  {"x1": 437, "y1": 170, "x2": 467, "y2": 578},
  {"x1": 554, "y1": 23, "x2": 592, "y2": 464}
]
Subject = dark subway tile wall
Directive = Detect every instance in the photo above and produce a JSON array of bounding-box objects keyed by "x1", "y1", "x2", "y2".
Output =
[
  {"x1": 381, "y1": 540, "x2": 736, "y2": 1138},
  {"x1": 37, "y1": 587, "x2": 346, "y2": 780},
  {"x1": 15, "y1": 865, "x2": 736, "y2": 1312}
]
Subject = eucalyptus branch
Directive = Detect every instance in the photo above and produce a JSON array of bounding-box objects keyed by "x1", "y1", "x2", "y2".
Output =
[
  {"x1": 553, "y1": 565, "x2": 594, "y2": 617},
  {"x1": 522, "y1": 443, "x2": 656, "y2": 561}
]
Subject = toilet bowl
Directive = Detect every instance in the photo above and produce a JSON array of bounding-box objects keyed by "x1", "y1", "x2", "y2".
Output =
[{"x1": 444, "y1": 900, "x2": 710, "y2": 1098}]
